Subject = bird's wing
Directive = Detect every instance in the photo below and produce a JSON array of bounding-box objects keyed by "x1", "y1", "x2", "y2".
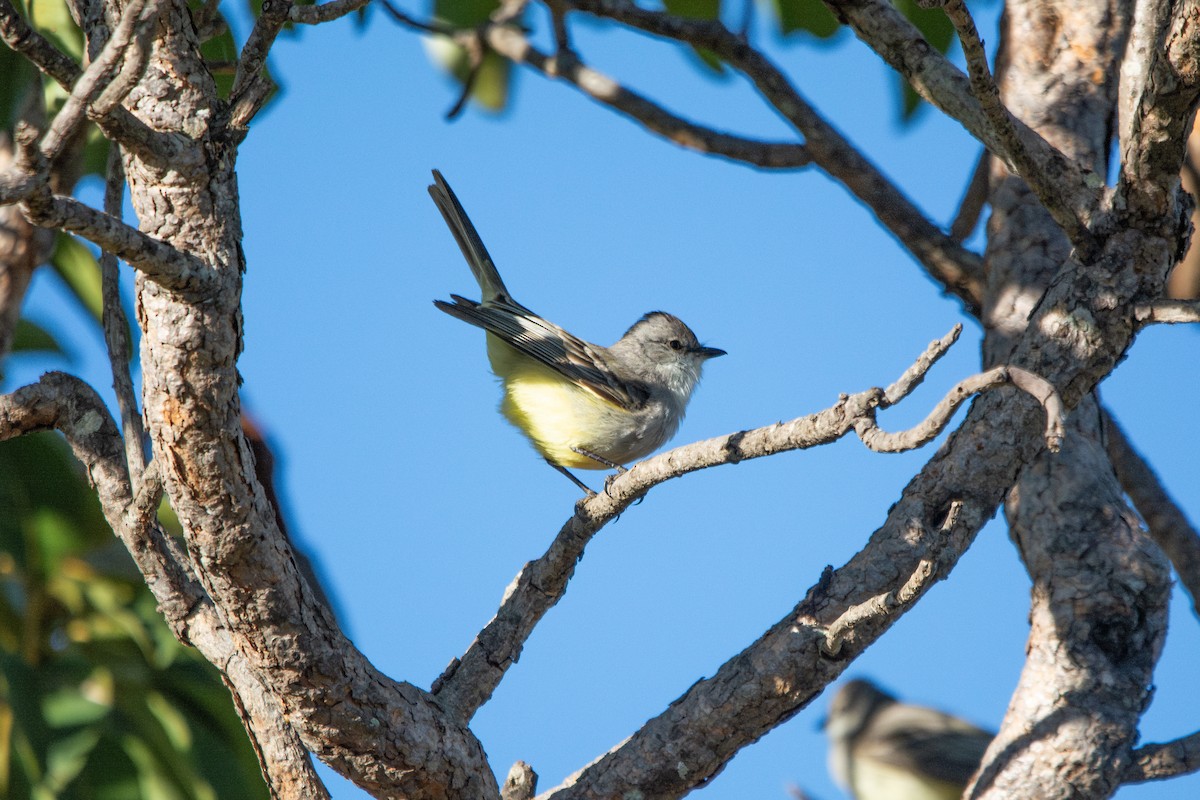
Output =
[
  {"x1": 435, "y1": 295, "x2": 649, "y2": 410},
  {"x1": 858, "y1": 706, "x2": 994, "y2": 786}
]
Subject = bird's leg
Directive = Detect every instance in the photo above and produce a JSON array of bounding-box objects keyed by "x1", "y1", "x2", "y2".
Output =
[
  {"x1": 569, "y1": 447, "x2": 643, "y2": 503},
  {"x1": 571, "y1": 447, "x2": 627, "y2": 473},
  {"x1": 546, "y1": 459, "x2": 596, "y2": 496}
]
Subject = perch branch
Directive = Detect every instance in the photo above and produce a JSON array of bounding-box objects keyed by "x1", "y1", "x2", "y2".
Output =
[{"x1": 433, "y1": 326, "x2": 1062, "y2": 720}]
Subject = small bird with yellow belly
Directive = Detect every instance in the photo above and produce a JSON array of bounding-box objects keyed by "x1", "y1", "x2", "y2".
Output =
[
  {"x1": 823, "y1": 679, "x2": 994, "y2": 800},
  {"x1": 429, "y1": 170, "x2": 725, "y2": 494}
]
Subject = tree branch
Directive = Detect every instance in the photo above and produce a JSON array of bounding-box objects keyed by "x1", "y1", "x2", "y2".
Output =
[
  {"x1": 1124, "y1": 730, "x2": 1200, "y2": 783},
  {"x1": 229, "y1": 0, "x2": 293, "y2": 128},
  {"x1": 0, "y1": 373, "x2": 331, "y2": 800},
  {"x1": 99, "y1": 144, "x2": 148, "y2": 482},
  {"x1": 379, "y1": 5, "x2": 812, "y2": 169},
  {"x1": 820, "y1": 0, "x2": 1104, "y2": 236},
  {"x1": 10, "y1": 125, "x2": 214, "y2": 293},
  {"x1": 939, "y1": 0, "x2": 1099, "y2": 259},
  {"x1": 562, "y1": 0, "x2": 985, "y2": 312},
  {"x1": 1117, "y1": 0, "x2": 1200, "y2": 226},
  {"x1": 1134, "y1": 299, "x2": 1200, "y2": 324},
  {"x1": 433, "y1": 326, "x2": 1063, "y2": 721},
  {"x1": 0, "y1": 0, "x2": 188, "y2": 167},
  {"x1": 950, "y1": 150, "x2": 989, "y2": 243},
  {"x1": 485, "y1": 25, "x2": 812, "y2": 168},
  {"x1": 288, "y1": 0, "x2": 370, "y2": 24},
  {"x1": 1104, "y1": 411, "x2": 1200, "y2": 617}
]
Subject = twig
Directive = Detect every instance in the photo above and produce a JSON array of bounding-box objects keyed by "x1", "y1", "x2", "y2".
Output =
[
  {"x1": 1134, "y1": 299, "x2": 1200, "y2": 324},
  {"x1": 288, "y1": 0, "x2": 370, "y2": 24},
  {"x1": 484, "y1": 25, "x2": 812, "y2": 169},
  {"x1": 229, "y1": 0, "x2": 293, "y2": 126},
  {"x1": 857, "y1": 365, "x2": 1064, "y2": 454},
  {"x1": 883, "y1": 324, "x2": 962, "y2": 403},
  {"x1": 822, "y1": 502, "x2": 962, "y2": 655},
  {"x1": 1104, "y1": 411, "x2": 1200, "y2": 617},
  {"x1": 99, "y1": 144, "x2": 148, "y2": 481},
  {"x1": 446, "y1": 33, "x2": 485, "y2": 120},
  {"x1": 1124, "y1": 730, "x2": 1200, "y2": 783},
  {"x1": 950, "y1": 149, "x2": 989, "y2": 243},
  {"x1": 432, "y1": 327, "x2": 1061, "y2": 720},
  {"x1": 382, "y1": 5, "x2": 813, "y2": 169},
  {"x1": 564, "y1": 0, "x2": 986, "y2": 314}
]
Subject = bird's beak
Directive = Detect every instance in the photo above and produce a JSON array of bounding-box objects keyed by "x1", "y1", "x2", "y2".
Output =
[
  {"x1": 696, "y1": 345, "x2": 727, "y2": 359},
  {"x1": 816, "y1": 714, "x2": 828, "y2": 731}
]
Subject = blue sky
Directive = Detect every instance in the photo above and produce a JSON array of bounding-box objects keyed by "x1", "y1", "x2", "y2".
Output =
[{"x1": 9, "y1": 2, "x2": 1200, "y2": 798}]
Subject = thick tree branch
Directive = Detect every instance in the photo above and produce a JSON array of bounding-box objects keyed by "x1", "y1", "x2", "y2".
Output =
[
  {"x1": 433, "y1": 327, "x2": 1063, "y2": 721},
  {"x1": 564, "y1": 0, "x2": 986, "y2": 313},
  {"x1": 0, "y1": 373, "x2": 331, "y2": 799},
  {"x1": 1104, "y1": 411, "x2": 1200, "y2": 616},
  {"x1": 1124, "y1": 730, "x2": 1200, "y2": 783},
  {"x1": 940, "y1": 0, "x2": 1099, "y2": 259}
]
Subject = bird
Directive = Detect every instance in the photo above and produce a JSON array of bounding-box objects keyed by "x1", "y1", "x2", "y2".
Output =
[
  {"x1": 428, "y1": 170, "x2": 725, "y2": 494},
  {"x1": 823, "y1": 678, "x2": 994, "y2": 800}
]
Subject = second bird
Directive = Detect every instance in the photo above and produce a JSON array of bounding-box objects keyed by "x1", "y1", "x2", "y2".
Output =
[{"x1": 430, "y1": 170, "x2": 725, "y2": 494}]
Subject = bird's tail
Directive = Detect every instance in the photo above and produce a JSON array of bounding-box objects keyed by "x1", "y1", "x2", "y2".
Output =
[{"x1": 429, "y1": 170, "x2": 512, "y2": 303}]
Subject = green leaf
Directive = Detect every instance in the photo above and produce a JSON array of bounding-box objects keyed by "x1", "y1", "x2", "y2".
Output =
[
  {"x1": 49, "y1": 234, "x2": 103, "y2": 324},
  {"x1": 895, "y1": 0, "x2": 955, "y2": 54},
  {"x1": 665, "y1": 0, "x2": 721, "y2": 19},
  {"x1": 770, "y1": 0, "x2": 840, "y2": 39},
  {"x1": 10, "y1": 320, "x2": 63, "y2": 355},
  {"x1": 432, "y1": 0, "x2": 496, "y2": 26},
  {"x1": 424, "y1": 36, "x2": 513, "y2": 112},
  {"x1": 22, "y1": 0, "x2": 84, "y2": 60},
  {"x1": 199, "y1": 17, "x2": 239, "y2": 99},
  {"x1": 42, "y1": 690, "x2": 109, "y2": 728},
  {"x1": 893, "y1": 0, "x2": 955, "y2": 119},
  {"x1": 41, "y1": 728, "x2": 101, "y2": 792},
  {"x1": 0, "y1": 46, "x2": 36, "y2": 130}
]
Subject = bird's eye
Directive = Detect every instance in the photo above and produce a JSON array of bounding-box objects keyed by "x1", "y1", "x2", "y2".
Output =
[{"x1": 669, "y1": 339, "x2": 683, "y2": 351}]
